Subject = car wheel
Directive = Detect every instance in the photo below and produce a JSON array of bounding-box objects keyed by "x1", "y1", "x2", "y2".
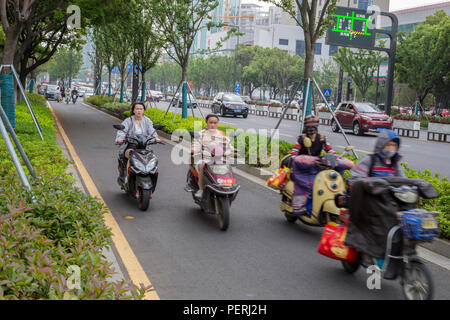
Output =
[
  {"x1": 353, "y1": 122, "x2": 363, "y2": 136},
  {"x1": 243, "y1": 114, "x2": 248, "y2": 119},
  {"x1": 331, "y1": 120, "x2": 340, "y2": 132}
]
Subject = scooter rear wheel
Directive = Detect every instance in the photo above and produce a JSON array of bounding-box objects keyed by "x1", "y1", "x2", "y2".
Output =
[
  {"x1": 342, "y1": 261, "x2": 360, "y2": 274},
  {"x1": 402, "y1": 257, "x2": 433, "y2": 300}
]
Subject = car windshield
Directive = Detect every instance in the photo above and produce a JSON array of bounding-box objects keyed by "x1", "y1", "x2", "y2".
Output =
[
  {"x1": 223, "y1": 94, "x2": 243, "y2": 103},
  {"x1": 355, "y1": 103, "x2": 381, "y2": 113},
  {"x1": 48, "y1": 85, "x2": 59, "y2": 90}
]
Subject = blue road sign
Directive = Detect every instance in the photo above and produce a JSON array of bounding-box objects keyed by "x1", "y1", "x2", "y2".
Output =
[
  {"x1": 235, "y1": 82, "x2": 241, "y2": 89},
  {"x1": 323, "y1": 88, "x2": 332, "y2": 98},
  {"x1": 112, "y1": 66, "x2": 120, "y2": 74},
  {"x1": 235, "y1": 88, "x2": 240, "y2": 94}
]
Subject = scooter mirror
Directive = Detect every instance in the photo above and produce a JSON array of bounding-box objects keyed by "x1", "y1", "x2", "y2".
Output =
[
  {"x1": 154, "y1": 124, "x2": 165, "y2": 131},
  {"x1": 113, "y1": 124, "x2": 125, "y2": 130},
  {"x1": 303, "y1": 137, "x2": 312, "y2": 148}
]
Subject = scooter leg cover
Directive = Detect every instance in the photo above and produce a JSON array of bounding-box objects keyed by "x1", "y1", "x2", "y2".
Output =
[
  {"x1": 291, "y1": 155, "x2": 318, "y2": 211},
  {"x1": 335, "y1": 157, "x2": 355, "y2": 176}
]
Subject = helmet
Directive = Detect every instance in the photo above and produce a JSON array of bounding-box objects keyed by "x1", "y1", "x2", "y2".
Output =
[{"x1": 304, "y1": 115, "x2": 319, "y2": 127}]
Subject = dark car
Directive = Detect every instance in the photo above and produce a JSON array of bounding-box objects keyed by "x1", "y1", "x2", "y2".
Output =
[
  {"x1": 331, "y1": 101, "x2": 393, "y2": 135},
  {"x1": 172, "y1": 92, "x2": 197, "y2": 108},
  {"x1": 212, "y1": 92, "x2": 248, "y2": 118},
  {"x1": 45, "y1": 85, "x2": 62, "y2": 101}
]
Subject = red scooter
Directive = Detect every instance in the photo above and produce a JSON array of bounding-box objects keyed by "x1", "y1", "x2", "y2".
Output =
[{"x1": 185, "y1": 131, "x2": 240, "y2": 231}]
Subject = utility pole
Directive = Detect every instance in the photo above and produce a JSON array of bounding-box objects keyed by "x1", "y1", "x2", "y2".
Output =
[
  {"x1": 375, "y1": 63, "x2": 380, "y2": 106},
  {"x1": 68, "y1": 50, "x2": 73, "y2": 88}
]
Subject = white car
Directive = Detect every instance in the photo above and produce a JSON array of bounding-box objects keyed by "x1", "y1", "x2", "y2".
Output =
[{"x1": 84, "y1": 87, "x2": 94, "y2": 97}]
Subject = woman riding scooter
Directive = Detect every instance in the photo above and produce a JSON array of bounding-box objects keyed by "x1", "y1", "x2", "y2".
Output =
[
  {"x1": 345, "y1": 129, "x2": 406, "y2": 279},
  {"x1": 115, "y1": 102, "x2": 161, "y2": 184},
  {"x1": 289, "y1": 115, "x2": 354, "y2": 216}
]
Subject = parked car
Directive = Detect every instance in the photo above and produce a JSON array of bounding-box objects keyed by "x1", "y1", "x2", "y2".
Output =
[
  {"x1": 172, "y1": 92, "x2": 198, "y2": 108},
  {"x1": 84, "y1": 87, "x2": 94, "y2": 97},
  {"x1": 431, "y1": 106, "x2": 450, "y2": 117},
  {"x1": 212, "y1": 92, "x2": 248, "y2": 118},
  {"x1": 45, "y1": 85, "x2": 62, "y2": 101},
  {"x1": 331, "y1": 101, "x2": 392, "y2": 135},
  {"x1": 77, "y1": 87, "x2": 86, "y2": 97},
  {"x1": 37, "y1": 84, "x2": 47, "y2": 95},
  {"x1": 147, "y1": 90, "x2": 163, "y2": 102}
]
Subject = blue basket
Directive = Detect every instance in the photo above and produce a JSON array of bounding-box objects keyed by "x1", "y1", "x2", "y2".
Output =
[{"x1": 400, "y1": 209, "x2": 439, "y2": 241}]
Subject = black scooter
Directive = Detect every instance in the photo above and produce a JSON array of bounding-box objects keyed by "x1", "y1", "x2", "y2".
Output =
[
  {"x1": 72, "y1": 93, "x2": 78, "y2": 104},
  {"x1": 113, "y1": 124, "x2": 164, "y2": 211}
]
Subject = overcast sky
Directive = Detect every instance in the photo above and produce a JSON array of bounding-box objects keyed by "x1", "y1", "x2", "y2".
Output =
[{"x1": 242, "y1": 0, "x2": 450, "y2": 12}]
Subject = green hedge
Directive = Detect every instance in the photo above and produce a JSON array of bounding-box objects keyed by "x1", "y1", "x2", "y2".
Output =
[
  {"x1": 0, "y1": 102, "x2": 149, "y2": 299},
  {"x1": 87, "y1": 95, "x2": 450, "y2": 239}
]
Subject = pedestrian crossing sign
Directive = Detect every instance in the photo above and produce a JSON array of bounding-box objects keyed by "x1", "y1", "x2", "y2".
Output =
[{"x1": 323, "y1": 88, "x2": 332, "y2": 98}]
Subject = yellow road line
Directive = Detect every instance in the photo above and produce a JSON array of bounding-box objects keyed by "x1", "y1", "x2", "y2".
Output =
[
  {"x1": 335, "y1": 145, "x2": 373, "y2": 155},
  {"x1": 279, "y1": 133, "x2": 294, "y2": 138},
  {"x1": 48, "y1": 101, "x2": 159, "y2": 300}
]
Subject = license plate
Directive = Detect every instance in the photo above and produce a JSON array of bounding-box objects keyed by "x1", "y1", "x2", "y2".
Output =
[
  {"x1": 234, "y1": 109, "x2": 240, "y2": 113},
  {"x1": 218, "y1": 178, "x2": 236, "y2": 185},
  {"x1": 422, "y1": 219, "x2": 437, "y2": 229}
]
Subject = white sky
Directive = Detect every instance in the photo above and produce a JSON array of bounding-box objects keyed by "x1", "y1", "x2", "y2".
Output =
[{"x1": 241, "y1": 0, "x2": 450, "y2": 12}]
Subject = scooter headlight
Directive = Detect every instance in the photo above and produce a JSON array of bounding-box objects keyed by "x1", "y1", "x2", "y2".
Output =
[
  {"x1": 392, "y1": 185, "x2": 419, "y2": 204},
  {"x1": 329, "y1": 172, "x2": 338, "y2": 180},
  {"x1": 394, "y1": 191, "x2": 418, "y2": 204}
]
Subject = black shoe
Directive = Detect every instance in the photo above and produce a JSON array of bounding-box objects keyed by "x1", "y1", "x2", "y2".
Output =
[{"x1": 384, "y1": 259, "x2": 402, "y2": 280}]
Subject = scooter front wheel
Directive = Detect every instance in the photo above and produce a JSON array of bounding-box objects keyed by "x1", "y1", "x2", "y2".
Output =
[
  {"x1": 217, "y1": 197, "x2": 230, "y2": 231},
  {"x1": 284, "y1": 211, "x2": 298, "y2": 223},
  {"x1": 137, "y1": 187, "x2": 151, "y2": 211},
  {"x1": 402, "y1": 257, "x2": 433, "y2": 300}
]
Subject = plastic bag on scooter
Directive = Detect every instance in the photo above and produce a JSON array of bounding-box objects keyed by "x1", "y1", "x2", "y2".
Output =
[
  {"x1": 266, "y1": 166, "x2": 290, "y2": 190},
  {"x1": 318, "y1": 223, "x2": 358, "y2": 263}
]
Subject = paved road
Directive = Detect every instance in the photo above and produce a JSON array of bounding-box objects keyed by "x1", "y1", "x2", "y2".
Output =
[
  {"x1": 51, "y1": 99, "x2": 450, "y2": 300},
  {"x1": 157, "y1": 101, "x2": 450, "y2": 178}
]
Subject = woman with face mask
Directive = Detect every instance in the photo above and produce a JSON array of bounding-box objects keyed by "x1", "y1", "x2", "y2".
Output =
[
  {"x1": 288, "y1": 115, "x2": 354, "y2": 215},
  {"x1": 348, "y1": 129, "x2": 405, "y2": 189}
]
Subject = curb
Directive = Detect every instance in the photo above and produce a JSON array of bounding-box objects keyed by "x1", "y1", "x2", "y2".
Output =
[{"x1": 84, "y1": 100, "x2": 450, "y2": 260}]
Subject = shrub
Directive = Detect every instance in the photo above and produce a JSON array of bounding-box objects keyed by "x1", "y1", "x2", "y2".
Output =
[
  {"x1": 0, "y1": 102, "x2": 150, "y2": 299},
  {"x1": 85, "y1": 95, "x2": 115, "y2": 107}
]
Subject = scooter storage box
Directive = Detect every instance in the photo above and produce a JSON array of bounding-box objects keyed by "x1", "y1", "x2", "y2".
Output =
[
  {"x1": 400, "y1": 209, "x2": 439, "y2": 241},
  {"x1": 318, "y1": 223, "x2": 358, "y2": 263}
]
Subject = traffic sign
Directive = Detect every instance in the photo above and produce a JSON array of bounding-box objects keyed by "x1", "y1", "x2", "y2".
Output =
[
  {"x1": 323, "y1": 88, "x2": 332, "y2": 98},
  {"x1": 326, "y1": 6, "x2": 376, "y2": 50},
  {"x1": 188, "y1": 81, "x2": 193, "y2": 91},
  {"x1": 235, "y1": 82, "x2": 241, "y2": 94}
]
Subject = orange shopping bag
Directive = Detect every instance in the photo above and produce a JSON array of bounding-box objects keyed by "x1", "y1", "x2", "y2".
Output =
[
  {"x1": 266, "y1": 166, "x2": 290, "y2": 189},
  {"x1": 317, "y1": 223, "x2": 358, "y2": 263}
]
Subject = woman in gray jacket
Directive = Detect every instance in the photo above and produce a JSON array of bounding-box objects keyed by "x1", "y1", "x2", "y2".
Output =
[{"x1": 115, "y1": 102, "x2": 160, "y2": 182}]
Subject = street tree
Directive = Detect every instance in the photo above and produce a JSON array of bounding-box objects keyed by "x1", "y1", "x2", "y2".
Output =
[
  {"x1": 333, "y1": 47, "x2": 386, "y2": 101},
  {"x1": 261, "y1": 0, "x2": 338, "y2": 114},
  {"x1": 143, "y1": 0, "x2": 231, "y2": 117},
  {"x1": 396, "y1": 11, "x2": 450, "y2": 111},
  {"x1": 47, "y1": 47, "x2": 83, "y2": 83},
  {"x1": 129, "y1": 4, "x2": 162, "y2": 103}
]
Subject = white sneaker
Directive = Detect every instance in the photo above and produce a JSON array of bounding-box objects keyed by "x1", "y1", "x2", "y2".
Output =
[{"x1": 194, "y1": 189, "x2": 203, "y2": 198}]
